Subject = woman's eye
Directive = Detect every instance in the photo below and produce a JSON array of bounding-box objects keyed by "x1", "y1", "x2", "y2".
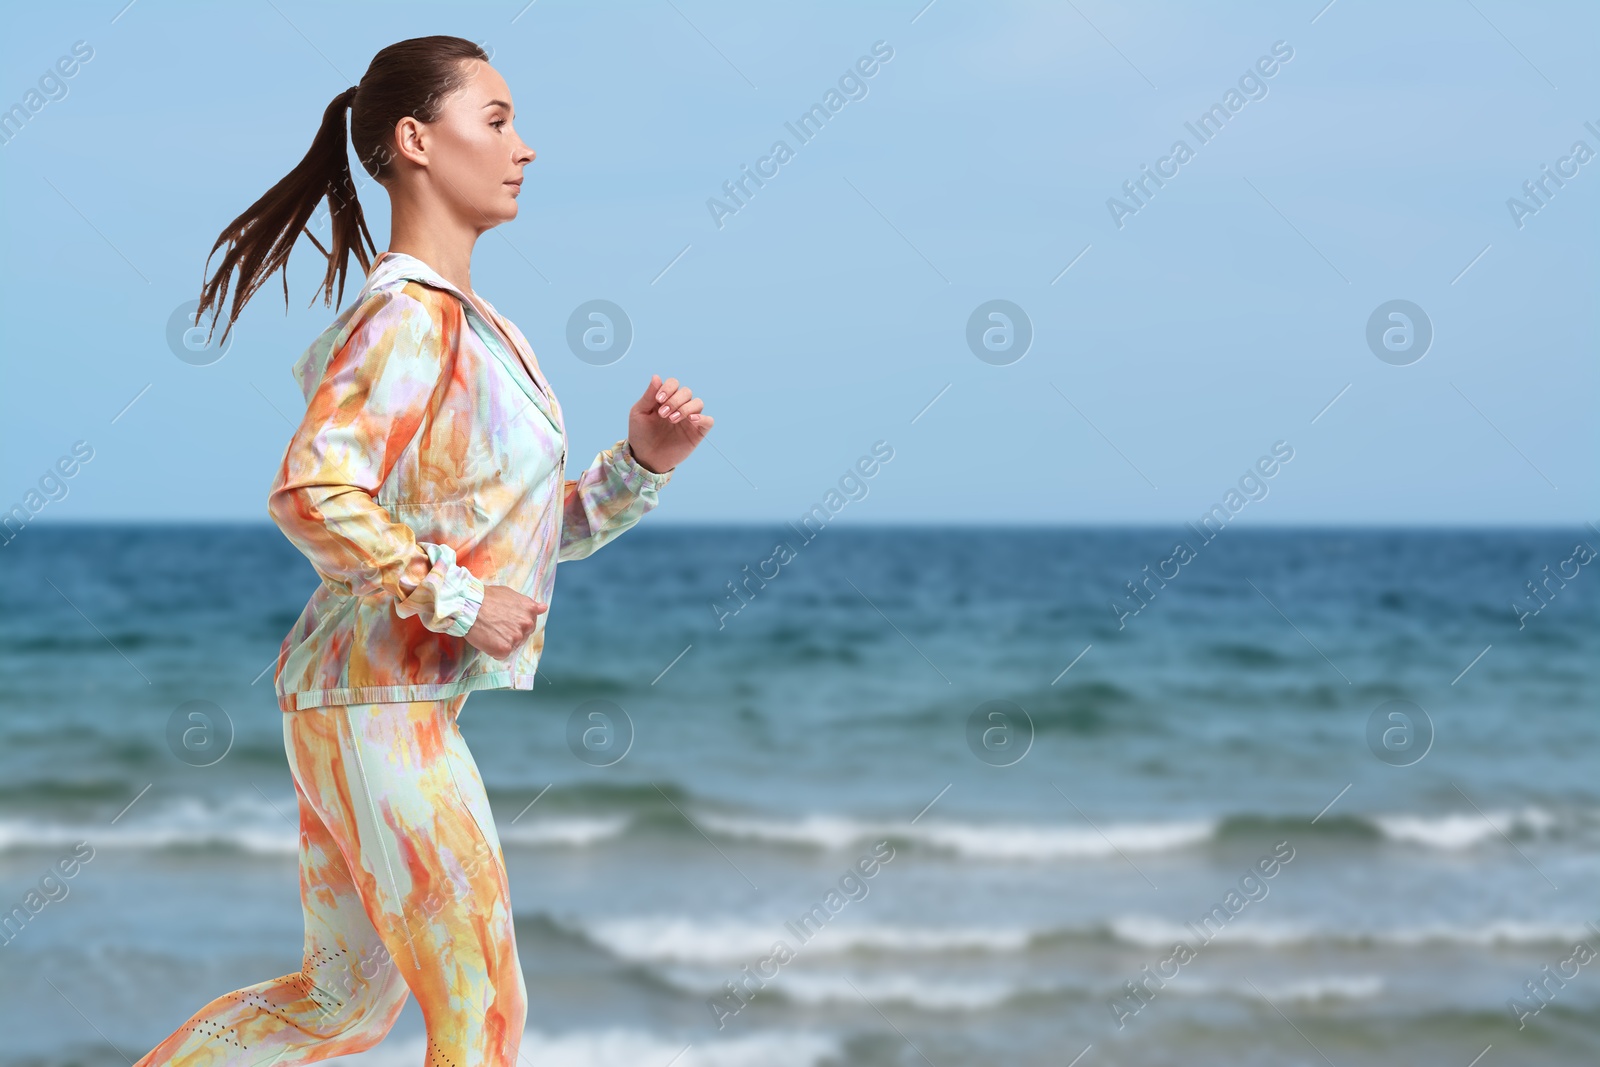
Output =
[{"x1": 491, "y1": 120, "x2": 505, "y2": 130}]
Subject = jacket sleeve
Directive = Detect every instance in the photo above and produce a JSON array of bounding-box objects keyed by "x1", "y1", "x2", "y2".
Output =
[
  {"x1": 558, "y1": 438, "x2": 672, "y2": 562},
  {"x1": 267, "y1": 289, "x2": 485, "y2": 637}
]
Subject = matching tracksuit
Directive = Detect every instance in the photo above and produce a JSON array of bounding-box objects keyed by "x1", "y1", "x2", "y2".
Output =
[{"x1": 133, "y1": 251, "x2": 671, "y2": 1066}]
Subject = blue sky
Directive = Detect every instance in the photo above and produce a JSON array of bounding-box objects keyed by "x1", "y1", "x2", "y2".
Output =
[{"x1": 1, "y1": 0, "x2": 1594, "y2": 525}]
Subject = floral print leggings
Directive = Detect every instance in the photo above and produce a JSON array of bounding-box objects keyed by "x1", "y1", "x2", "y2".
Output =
[{"x1": 133, "y1": 695, "x2": 526, "y2": 1066}]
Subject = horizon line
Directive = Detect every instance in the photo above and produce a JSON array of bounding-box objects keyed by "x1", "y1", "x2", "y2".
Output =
[{"x1": 14, "y1": 517, "x2": 1599, "y2": 532}]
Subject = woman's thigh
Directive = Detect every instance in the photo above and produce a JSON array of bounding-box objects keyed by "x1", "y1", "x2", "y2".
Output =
[{"x1": 282, "y1": 695, "x2": 525, "y2": 1061}]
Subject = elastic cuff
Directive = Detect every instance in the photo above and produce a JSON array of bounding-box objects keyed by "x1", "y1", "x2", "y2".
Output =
[
  {"x1": 395, "y1": 542, "x2": 486, "y2": 636},
  {"x1": 617, "y1": 438, "x2": 673, "y2": 488},
  {"x1": 444, "y1": 574, "x2": 486, "y2": 638}
]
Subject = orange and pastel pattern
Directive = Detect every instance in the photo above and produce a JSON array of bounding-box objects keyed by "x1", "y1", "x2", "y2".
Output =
[
  {"x1": 269, "y1": 251, "x2": 670, "y2": 712},
  {"x1": 133, "y1": 695, "x2": 525, "y2": 1066}
]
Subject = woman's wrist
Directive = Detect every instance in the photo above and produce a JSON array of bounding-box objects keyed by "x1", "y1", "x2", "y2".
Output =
[{"x1": 626, "y1": 439, "x2": 671, "y2": 475}]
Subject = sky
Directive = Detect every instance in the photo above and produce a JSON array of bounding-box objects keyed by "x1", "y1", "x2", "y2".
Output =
[{"x1": 1, "y1": 0, "x2": 1595, "y2": 526}]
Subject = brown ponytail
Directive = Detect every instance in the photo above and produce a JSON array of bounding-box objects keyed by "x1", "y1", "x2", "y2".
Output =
[{"x1": 194, "y1": 35, "x2": 489, "y2": 347}]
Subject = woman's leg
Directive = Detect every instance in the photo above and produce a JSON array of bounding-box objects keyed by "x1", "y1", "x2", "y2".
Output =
[
  {"x1": 285, "y1": 695, "x2": 526, "y2": 1066},
  {"x1": 131, "y1": 695, "x2": 524, "y2": 1067},
  {"x1": 131, "y1": 758, "x2": 410, "y2": 1066}
]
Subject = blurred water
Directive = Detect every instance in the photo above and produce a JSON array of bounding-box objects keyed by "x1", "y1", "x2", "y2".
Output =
[{"x1": 1, "y1": 523, "x2": 1596, "y2": 1066}]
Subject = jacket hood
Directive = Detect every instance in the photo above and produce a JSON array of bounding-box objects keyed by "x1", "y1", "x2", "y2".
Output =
[{"x1": 289, "y1": 252, "x2": 472, "y2": 402}]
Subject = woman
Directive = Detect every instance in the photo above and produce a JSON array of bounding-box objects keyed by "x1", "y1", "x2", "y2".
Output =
[{"x1": 134, "y1": 35, "x2": 711, "y2": 1067}]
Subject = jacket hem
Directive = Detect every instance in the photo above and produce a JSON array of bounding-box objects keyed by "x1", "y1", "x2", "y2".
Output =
[{"x1": 279, "y1": 670, "x2": 540, "y2": 712}]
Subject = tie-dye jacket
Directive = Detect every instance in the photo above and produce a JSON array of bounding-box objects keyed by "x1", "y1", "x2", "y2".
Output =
[{"x1": 268, "y1": 251, "x2": 670, "y2": 711}]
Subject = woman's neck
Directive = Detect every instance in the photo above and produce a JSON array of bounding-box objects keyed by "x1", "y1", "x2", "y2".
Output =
[{"x1": 386, "y1": 208, "x2": 478, "y2": 297}]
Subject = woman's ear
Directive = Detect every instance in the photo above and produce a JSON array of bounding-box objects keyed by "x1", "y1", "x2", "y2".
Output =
[{"x1": 392, "y1": 116, "x2": 429, "y2": 168}]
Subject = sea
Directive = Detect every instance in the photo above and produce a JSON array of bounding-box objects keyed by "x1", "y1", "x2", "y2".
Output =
[{"x1": 1, "y1": 524, "x2": 1596, "y2": 1067}]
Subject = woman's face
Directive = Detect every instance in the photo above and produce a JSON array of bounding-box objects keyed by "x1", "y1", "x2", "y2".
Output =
[{"x1": 399, "y1": 60, "x2": 535, "y2": 229}]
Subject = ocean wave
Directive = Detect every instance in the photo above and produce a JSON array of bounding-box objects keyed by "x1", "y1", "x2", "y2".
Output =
[
  {"x1": 1, "y1": 790, "x2": 1582, "y2": 861},
  {"x1": 584, "y1": 916, "x2": 1033, "y2": 963},
  {"x1": 662, "y1": 966, "x2": 1021, "y2": 1011},
  {"x1": 0, "y1": 795, "x2": 630, "y2": 856},
  {"x1": 1105, "y1": 915, "x2": 1594, "y2": 949},
  {"x1": 1177, "y1": 975, "x2": 1386, "y2": 1002},
  {"x1": 769, "y1": 971, "x2": 1014, "y2": 1010},
  {"x1": 574, "y1": 911, "x2": 1595, "y2": 965},
  {"x1": 499, "y1": 816, "x2": 631, "y2": 848},
  {"x1": 662, "y1": 966, "x2": 1383, "y2": 1012},
  {"x1": 1372, "y1": 808, "x2": 1559, "y2": 849},
  {"x1": 694, "y1": 812, "x2": 1217, "y2": 859},
  {"x1": 0, "y1": 795, "x2": 297, "y2": 855},
  {"x1": 566, "y1": 909, "x2": 1600, "y2": 962},
  {"x1": 693, "y1": 805, "x2": 1583, "y2": 859},
  {"x1": 339, "y1": 1027, "x2": 839, "y2": 1067}
]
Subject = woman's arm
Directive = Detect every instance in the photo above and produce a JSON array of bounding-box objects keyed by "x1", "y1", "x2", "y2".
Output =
[
  {"x1": 266, "y1": 288, "x2": 484, "y2": 637},
  {"x1": 557, "y1": 438, "x2": 672, "y2": 562},
  {"x1": 557, "y1": 373, "x2": 713, "y2": 561}
]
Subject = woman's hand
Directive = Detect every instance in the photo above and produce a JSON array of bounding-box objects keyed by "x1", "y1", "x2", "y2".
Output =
[
  {"x1": 464, "y1": 585, "x2": 547, "y2": 660},
  {"x1": 627, "y1": 374, "x2": 714, "y2": 474}
]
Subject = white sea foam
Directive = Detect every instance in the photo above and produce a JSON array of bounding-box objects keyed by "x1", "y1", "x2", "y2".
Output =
[
  {"x1": 663, "y1": 965, "x2": 1020, "y2": 1011},
  {"x1": 338, "y1": 1027, "x2": 840, "y2": 1067},
  {"x1": 499, "y1": 816, "x2": 630, "y2": 847},
  {"x1": 0, "y1": 801, "x2": 629, "y2": 856},
  {"x1": 694, "y1": 811, "x2": 1216, "y2": 859},
  {"x1": 694, "y1": 805, "x2": 1577, "y2": 857},
  {"x1": 1373, "y1": 807, "x2": 1558, "y2": 850},
  {"x1": 0, "y1": 793, "x2": 1575, "y2": 862},
  {"x1": 1108, "y1": 916, "x2": 1317, "y2": 948},
  {"x1": 0, "y1": 795, "x2": 298, "y2": 855},
  {"x1": 585, "y1": 916, "x2": 1033, "y2": 962},
  {"x1": 773, "y1": 970, "x2": 1016, "y2": 1010},
  {"x1": 1108, "y1": 914, "x2": 1592, "y2": 948},
  {"x1": 1177, "y1": 975, "x2": 1385, "y2": 1002}
]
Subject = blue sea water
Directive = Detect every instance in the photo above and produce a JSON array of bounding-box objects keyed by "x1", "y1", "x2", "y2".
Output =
[{"x1": 0, "y1": 523, "x2": 1596, "y2": 1066}]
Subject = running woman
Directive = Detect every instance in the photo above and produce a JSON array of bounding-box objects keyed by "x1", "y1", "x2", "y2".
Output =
[{"x1": 133, "y1": 35, "x2": 711, "y2": 1067}]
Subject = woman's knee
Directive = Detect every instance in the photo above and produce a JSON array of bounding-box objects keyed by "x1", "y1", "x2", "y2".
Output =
[{"x1": 315, "y1": 957, "x2": 409, "y2": 1048}]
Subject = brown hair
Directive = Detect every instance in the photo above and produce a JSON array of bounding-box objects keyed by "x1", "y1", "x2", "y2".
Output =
[{"x1": 194, "y1": 35, "x2": 488, "y2": 346}]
